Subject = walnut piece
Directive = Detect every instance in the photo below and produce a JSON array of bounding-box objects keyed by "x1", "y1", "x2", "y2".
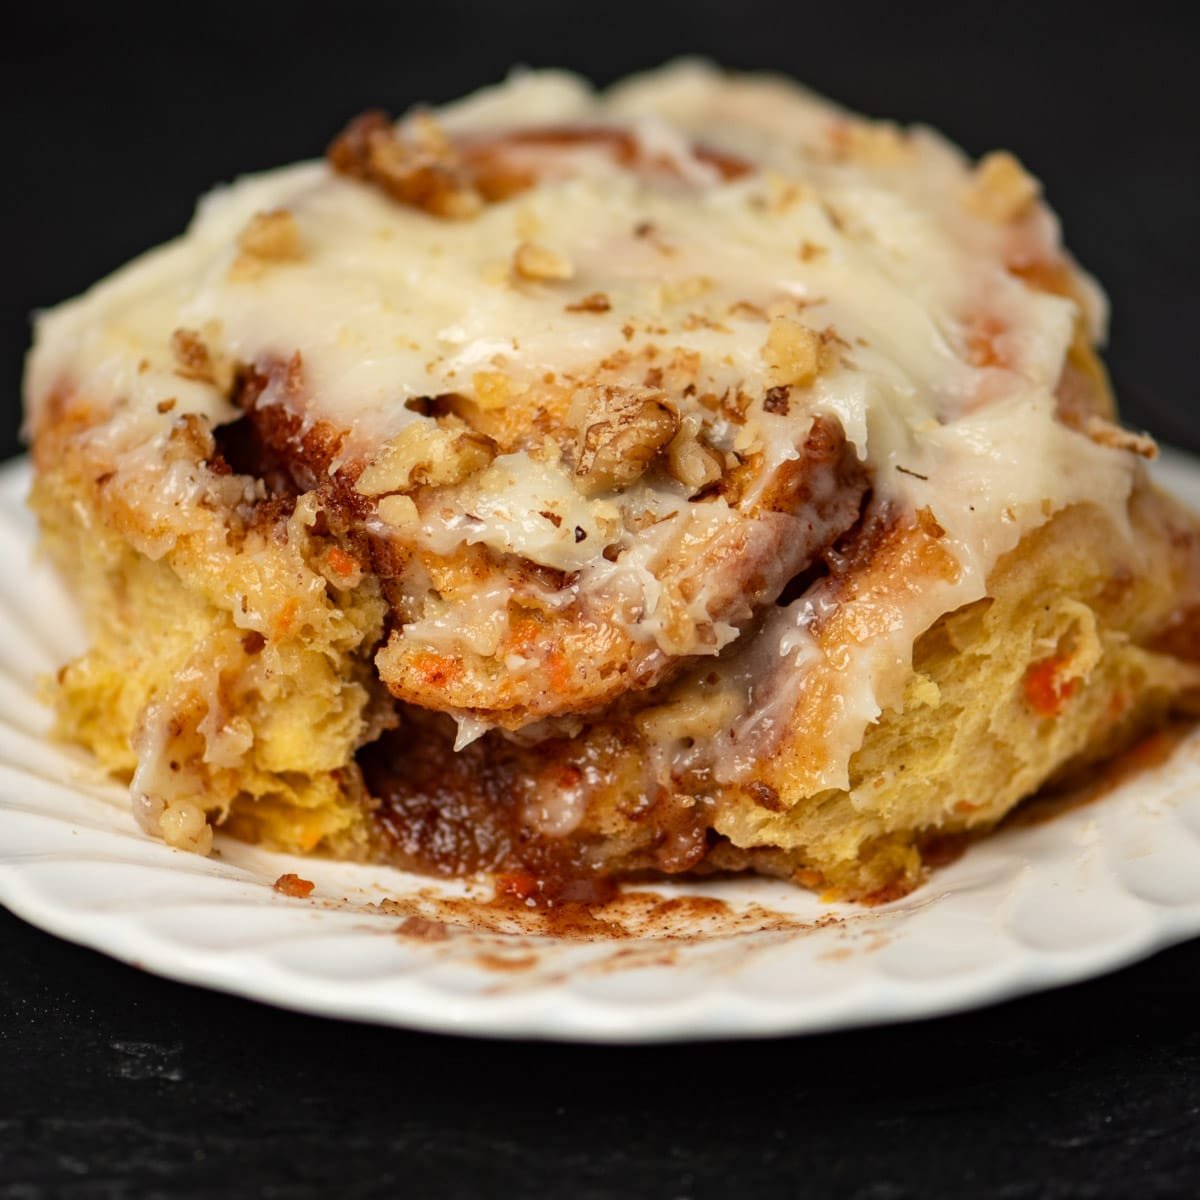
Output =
[
  {"x1": 574, "y1": 387, "x2": 679, "y2": 495},
  {"x1": 171, "y1": 328, "x2": 213, "y2": 381},
  {"x1": 328, "y1": 109, "x2": 482, "y2": 219},
  {"x1": 746, "y1": 781, "x2": 784, "y2": 812},
  {"x1": 170, "y1": 328, "x2": 236, "y2": 393},
  {"x1": 238, "y1": 209, "x2": 303, "y2": 260},
  {"x1": 838, "y1": 122, "x2": 910, "y2": 164},
  {"x1": 356, "y1": 420, "x2": 495, "y2": 496},
  {"x1": 471, "y1": 370, "x2": 513, "y2": 410},
  {"x1": 158, "y1": 799, "x2": 213, "y2": 855},
  {"x1": 1082, "y1": 416, "x2": 1158, "y2": 459},
  {"x1": 229, "y1": 209, "x2": 305, "y2": 281},
  {"x1": 666, "y1": 424, "x2": 723, "y2": 492},
  {"x1": 566, "y1": 292, "x2": 612, "y2": 313},
  {"x1": 658, "y1": 276, "x2": 713, "y2": 307},
  {"x1": 762, "y1": 172, "x2": 810, "y2": 215},
  {"x1": 636, "y1": 683, "x2": 740, "y2": 743},
  {"x1": 376, "y1": 493, "x2": 421, "y2": 528},
  {"x1": 965, "y1": 151, "x2": 1040, "y2": 223},
  {"x1": 763, "y1": 316, "x2": 825, "y2": 387},
  {"x1": 763, "y1": 385, "x2": 791, "y2": 415},
  {"x1": 513, "y1": 241, "x2": 575, "y2": 282}
]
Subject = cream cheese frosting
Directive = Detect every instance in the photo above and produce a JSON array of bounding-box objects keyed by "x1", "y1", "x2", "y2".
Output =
[{"x1": 25, "y1": 60, "x2": 1146, "y2": 784}]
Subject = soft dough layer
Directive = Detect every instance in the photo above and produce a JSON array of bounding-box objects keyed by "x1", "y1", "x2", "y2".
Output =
[
  {"x1": 34, "y1": 458, "x2": 1200, "y2": 898},
  {"x1": 24, "y1": 62, "x2": 1200, "y2": 900}
]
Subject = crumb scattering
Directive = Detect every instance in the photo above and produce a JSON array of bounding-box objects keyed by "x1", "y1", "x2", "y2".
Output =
[{"x1": 273, "y1": 873, "x2": 316, "y2": 898}]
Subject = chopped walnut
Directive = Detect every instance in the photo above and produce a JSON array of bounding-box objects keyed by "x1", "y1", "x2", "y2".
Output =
[
  {"x1": 762, "y1": 172, "x2": 809, "y2": 214},
  {"x1": 239, "y1": 209, "x2": 303, "y2": 260},
  {"x1": 729, "y1": 300, "x2": 768, "y2": 322},
  {"x1": 166, "y1": 413, "x2": 216, "y2": 464},
  {"x1": 636, "y1": 684, "x2": 741, "y2": 743},
  {"x1": 574, "y1": 386, "x2": 679, "y2": 495},
  {"x1": 471, "y1": 370, "x2": 513, "y2": 410},
  {"x1": 158, "y1": 799, "x2": 213, "y2": 854},
  {"x1": 763, "y1": 316, "x2": 825, "y2": 387},
  {"x1": 328, "y1": 109, "x2": 482, "y2": 219},
  {"x1": 839, "y1": 122, "x2": 910, "y2": 164},
  {"x1": 171, "y1": 328, "x2": 213, "y2": 381},
  {"x1": 657, "y1": 276, "x2": 713, "y2": 307},
  {"x1": 965, "y1": 151, "x2": 1040, "y2": 223},
  {"x1": 763, "y1": 386, "x2": 791, "y2": 415},
  {"x1": 719, "y1": 389, "x2": 752, "y2": 425},
  {"x1": 1082, "y1": 416, "x2": 1158, "y2": 459},
  {"x1": 229, "y1": 209, "x2": 305, "y2": 281},
  {"x1": 356, "y1": 420, "x2": 495, "y2": 496},
  {"x1": 666, "y1": 422, "x2": 724, "y2": 492},
  {"x1": 633, "y1": 220, "x2": 676, "y2": 256},
  {"x1": 513, "y1": 241, "x2": 575, "y2": 282},
  {"x1": 407, "y1": 110, "x2": 455, "y2": 159},
  {"x1": 566, "y1": 292, "x2": 612, "y2": 313},
  {"x1": 376, "y1": 493, "x2": 421, "y2": 528},
  {"x1": 746, "y1": 781, "x2": 784, "y2": 812},
  {"x1": 681, "y1": 313, "x2": 730, "y2": 333},
  {"x1": 170, "y1": 328, "x2": 236, "y2": 393}
]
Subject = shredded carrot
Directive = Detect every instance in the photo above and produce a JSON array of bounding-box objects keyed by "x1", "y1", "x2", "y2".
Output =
[
  {"x1": 546, "y1": 650, "x2": 573, "y2": 694},
  {"x1": 412, "y1": 652, "x2": 464, "y2": 687},
  {"x1": 326, "y1": 546, "x2": 358, "y2": 578},
  {"x1": 504, "y1": 612, "x2": 541, "y2": 655},
  {"x1": 271, "y1": 597, "x2": 300, "y2": 638},
  {"x1": 1023, "y1": 655, "x2": 1079, "y2": 717},
  {"x1": 554, "y1": 765, "x2": 583, "y2": 790}
]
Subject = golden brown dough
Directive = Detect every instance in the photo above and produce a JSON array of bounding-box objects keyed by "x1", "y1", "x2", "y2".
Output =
[{"x1": 25, "y1": 63, "x2": 1200, "y2": 900}]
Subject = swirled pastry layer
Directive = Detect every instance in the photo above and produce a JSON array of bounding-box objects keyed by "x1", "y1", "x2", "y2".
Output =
[{"x1": 26, "y1": 63, "x2": 1200, "y2": 899}]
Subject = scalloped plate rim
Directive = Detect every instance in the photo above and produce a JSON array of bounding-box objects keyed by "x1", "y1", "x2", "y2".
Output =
[{"x1": 0, "y1": 449, "x2": 1196, "y2": 1042}]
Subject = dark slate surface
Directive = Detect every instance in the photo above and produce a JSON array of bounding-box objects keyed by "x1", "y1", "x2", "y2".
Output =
[
  {"x1": 2, "y1": 905, "x2": 1199, "y2": 1199},
  {"x1": 1, "y1": 3, "x2": 1197, "y2": 1196}
]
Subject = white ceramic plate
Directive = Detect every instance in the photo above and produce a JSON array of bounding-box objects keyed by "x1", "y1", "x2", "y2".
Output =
[{"x1": 1, "y1": 453, "x2": 1198, "y2": 1042}]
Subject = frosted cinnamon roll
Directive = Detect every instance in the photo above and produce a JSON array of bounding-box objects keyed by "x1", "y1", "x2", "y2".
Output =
[{"x1": 25, "y1": 62, "x2": 1200, "y2": 901}]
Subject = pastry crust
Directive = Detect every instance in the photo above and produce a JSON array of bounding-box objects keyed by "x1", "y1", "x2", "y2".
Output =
[{"x1": 25, "y1": 63, "x2": 1200, "y2": 899}]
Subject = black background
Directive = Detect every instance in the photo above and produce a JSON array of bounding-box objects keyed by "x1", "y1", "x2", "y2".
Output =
[{"x1": 1, "y1": 2, "x2": 1198, "y2": 1195}]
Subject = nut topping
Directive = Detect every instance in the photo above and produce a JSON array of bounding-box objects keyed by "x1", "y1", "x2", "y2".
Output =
[
  {"x1": 356, "y1": 420, "x2": 496, "y2": 496},
  {"x1": 574, "y1": 387, "x2": 679, "y2": 495}
]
